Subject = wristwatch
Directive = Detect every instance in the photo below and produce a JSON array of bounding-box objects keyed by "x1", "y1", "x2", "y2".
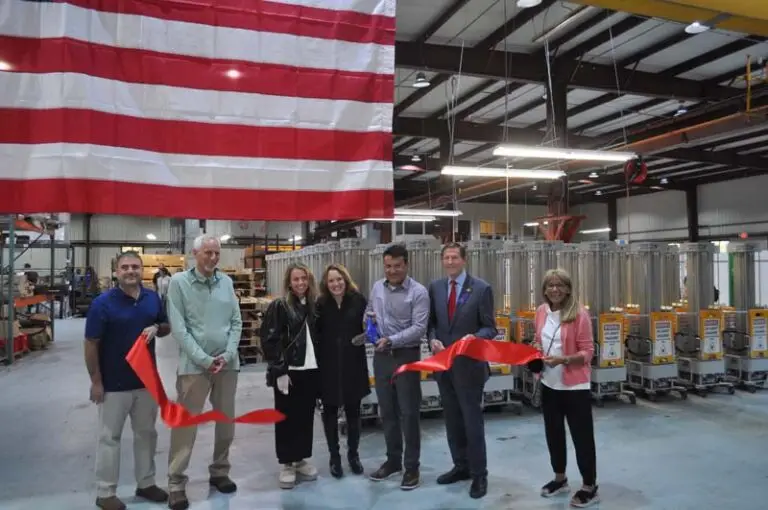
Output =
[{"x1": 563, "y1": 357, "x2": 570, "y2": 366}]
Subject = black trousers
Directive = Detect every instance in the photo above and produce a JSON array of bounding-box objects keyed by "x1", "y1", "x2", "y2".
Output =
[
  {"x1": 321, "y1": 400, "x2": 361, "y2": 459},
  {"x1": 274, "y1": 369, "x2": 319, "y2": 464},
  {"x1": 540, "y1": 384, "x2": 597, "y2": 486}
]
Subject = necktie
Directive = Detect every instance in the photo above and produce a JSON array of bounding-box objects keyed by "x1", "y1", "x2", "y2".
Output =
[{"x1": 448, "y1": 280, "x2": 457, "y2": 322}]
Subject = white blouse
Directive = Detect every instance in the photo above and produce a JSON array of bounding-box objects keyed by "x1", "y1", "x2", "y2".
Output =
[
  {"x1": 541, "y1": 306, "x2": 589, "y2": 391},
  {"x1": 288, "y1": 298, "x2": 318, "y2": 371}
]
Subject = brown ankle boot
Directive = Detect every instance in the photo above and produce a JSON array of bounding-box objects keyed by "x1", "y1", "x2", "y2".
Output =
[
  {"x1": 168, "y1": 490, "x2": 189, "y2": 510},
  {"x1": 95, "y1": 496, "x2": 126, "y2": 510}
]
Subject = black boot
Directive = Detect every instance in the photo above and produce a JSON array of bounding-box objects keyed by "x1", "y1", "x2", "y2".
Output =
[
  {"x1": 322, "y1": 411, "x2": 344, "y2": 478},
  {"x1": 346, "y1": 415, "x2": 364, "y2": 475}
]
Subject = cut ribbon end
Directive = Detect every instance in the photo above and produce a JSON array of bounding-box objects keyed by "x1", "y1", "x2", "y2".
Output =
[{"x1": 126, "y1": 333, "x2": 285, "y2": 428}]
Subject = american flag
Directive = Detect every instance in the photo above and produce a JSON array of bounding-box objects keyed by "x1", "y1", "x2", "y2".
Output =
[{"x1": 0, "y1": 0, "x2": 395, "y2": 220}]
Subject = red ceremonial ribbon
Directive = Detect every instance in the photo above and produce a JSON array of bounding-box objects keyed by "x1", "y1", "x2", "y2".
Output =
[
  {"x1": 126, "y1": 334, "x2": 285, "y2": 427},
  {"x1": 394, "y1": 337, "x2": 542, "y2": 376}
]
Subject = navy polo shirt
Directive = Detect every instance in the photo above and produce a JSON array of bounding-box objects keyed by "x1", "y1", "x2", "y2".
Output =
[{"x1": 85, "y1": 286, "x2": 167, "y2": 392}]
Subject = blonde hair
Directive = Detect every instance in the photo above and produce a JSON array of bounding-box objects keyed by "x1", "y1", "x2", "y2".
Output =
[
  {"x1": 283, "y1": 263, "x2": 318, "y2": 312},
  {"x1": 319, "y1": 263, "x2": 359, "y2": 299},
  {"x1": 542, "y1": 268, "x2": 580, "y2": 323}
]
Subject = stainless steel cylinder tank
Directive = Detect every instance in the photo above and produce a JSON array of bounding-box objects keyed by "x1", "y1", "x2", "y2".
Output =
[
  {"x1": 524, "y1": 241, "x2": 564, "y2": 310},
  {"x1": 627, "y1": 242, "x2": 664, "y2": 313},
  {"x1": 728, "y1": 242, "x2": 758, "y2": 310},
  {"x1": 502, "y1": 241, "x2": 527, "y2": 312},
  {"x1": 578, "y1": 241, "x2": 619, "y2": 316},
  {"x1": 367, "y1": 244, "x2": 388, "y2": 295},
  {"x1": 660, "y1": 243, "x2": 681, "y2": 306},
  {"x1": 679, "y1": 242, "x2": 716, "y2": 311},
  {"x1": 337, "y1": 238, "x2": 374, "y2": 295},
  {"x1": 405, "y1": 238, "x2": 442, "y2": 286},
  {"x1": 466, "y1": 239, "x2": 503, "y2": 310},
  {"x1": 556, "y1": 244, "x2": 579, "y2": 287}
]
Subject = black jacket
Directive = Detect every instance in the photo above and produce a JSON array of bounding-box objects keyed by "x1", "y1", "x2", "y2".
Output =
[
  {"x1": 261, "y1": 296, "x2": 319, "y2": 381},
  {"x1": 316, "y1": 291, "x2": 371, "y2": 406}
]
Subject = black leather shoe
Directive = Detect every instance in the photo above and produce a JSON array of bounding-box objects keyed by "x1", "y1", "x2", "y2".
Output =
[
  {"x1": 469, "y1": 475, "x2": 488, "y2": 499},
  {"x1": 209, "y1": 476, "x2": 237, "y2": 494},
  {"x1": 348, "y1": 454, "x2": 364, "y2": 475},
  {"x1": 436, "y1": 466, "x2": 471, "y2": 485},
  {"x1": 330, "y1": 456, "x2": 344, "y2": 479}
]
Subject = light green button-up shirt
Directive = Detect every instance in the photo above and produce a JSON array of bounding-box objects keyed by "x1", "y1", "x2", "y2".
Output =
[{"x1": 166, "y1": 268, "x2": 242, "y2": 375}]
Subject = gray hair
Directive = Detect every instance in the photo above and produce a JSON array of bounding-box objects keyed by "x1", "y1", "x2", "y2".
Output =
[{"x1": 192, "y1": 234, "x2": 220, "y2": 251}]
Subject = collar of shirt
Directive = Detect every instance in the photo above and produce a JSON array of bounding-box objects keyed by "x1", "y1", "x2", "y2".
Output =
[
  {"x1": 188, "y1": 267, "x2": 221, "y2": 285},
  {"x1": 448, "y1": 271, "x2": 467, "y2": 291},
  {"x1": 385, "y1": 276, "x2": 412, "y2": 291},
  {"x1": 112, "y1": 285, "x2": 149, "y2": 303}
]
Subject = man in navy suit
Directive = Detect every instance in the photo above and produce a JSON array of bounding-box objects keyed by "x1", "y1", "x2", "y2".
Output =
[{"x1": 427, "y1": 242, "x2": 497, "y2": 499}]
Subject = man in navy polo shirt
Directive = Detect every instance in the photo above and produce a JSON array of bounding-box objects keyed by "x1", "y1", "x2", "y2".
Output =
[{"x1": 85, "y1": 251, "x2": 171, "y2": 510}]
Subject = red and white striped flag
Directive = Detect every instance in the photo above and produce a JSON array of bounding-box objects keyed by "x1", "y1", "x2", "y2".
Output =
[{"x1": 0, "y1": 0, "x2": 395, "y2": 220}]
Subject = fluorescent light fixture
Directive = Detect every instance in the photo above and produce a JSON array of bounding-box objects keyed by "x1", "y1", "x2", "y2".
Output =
[
  {"x1": 580, "y1": 227, "x2": 611, "y2": 234},
  {"x1": 146, "y1": 233, "x2": 157, "y2": 240},
  {"x1": 524, "y1": 222, "x2": 539, "y2": 227},
  {"x1": 219, "y1": 234, "x2": 232, "y2": 242},
  {"x1": 685, "y1": 21, "x2": 710, "y2": 34},
  {"x1": 0, "y1": 61, "x2": 11, "y2": 71},
  {"x1": 394, "y1": 208, "x2": 462, "y2": 217},
  {"x1": 290, "y1": 235, "x2": 302, "y2": 242},
  {"x1": 442, "y1": 165, "x2": 565, "y2": 180},
  {"x1": 367, "y1": 216, "x2": 436, "y2": 222},
  {"x1": 517, "y1": 0, "x2": 542, "y2": 7},
  {"x1": 492, "y1": 145, "x2": 637, "y2": 162}
]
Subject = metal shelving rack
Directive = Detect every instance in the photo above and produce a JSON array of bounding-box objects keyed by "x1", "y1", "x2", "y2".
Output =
[{"x1": 1, "y1": 214, "x2": 70, "y2": 365}]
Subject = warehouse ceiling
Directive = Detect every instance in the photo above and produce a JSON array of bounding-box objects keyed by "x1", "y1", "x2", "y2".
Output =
[{"x1": 389, "y1": 0, "x2": 768, "y2": 209}]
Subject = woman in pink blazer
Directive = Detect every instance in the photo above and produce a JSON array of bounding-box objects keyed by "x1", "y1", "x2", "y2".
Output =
[{"x1": 532, "y1": 268, "x2": 598, "y2": 508}]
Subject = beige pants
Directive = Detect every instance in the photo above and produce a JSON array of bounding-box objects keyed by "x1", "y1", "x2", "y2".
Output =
[
  {"x1": 95, "y1": 389, "x2": 159, "y2": 498},
  {"x1": 168, "y1": 370, "x2": 238, "y2": 492}
]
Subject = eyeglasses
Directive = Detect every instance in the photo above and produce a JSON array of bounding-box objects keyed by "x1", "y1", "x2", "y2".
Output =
[{"x1": 546, "y1": 283, "x2": 566, "y2": 290}]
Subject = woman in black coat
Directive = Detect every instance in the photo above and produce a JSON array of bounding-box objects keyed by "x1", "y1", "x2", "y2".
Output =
[{"x1": 316, "y1": 263, "x2": 371, "y2": 479}]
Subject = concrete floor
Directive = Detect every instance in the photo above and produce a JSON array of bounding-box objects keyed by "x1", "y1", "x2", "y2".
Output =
[{"x1": 0, "y1": 318, "x2": 767, "y2": 510}]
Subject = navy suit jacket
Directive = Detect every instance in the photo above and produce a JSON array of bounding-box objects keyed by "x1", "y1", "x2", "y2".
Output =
[{"x1": 427, "y1": 273, "x2": 497, "y2": 347}]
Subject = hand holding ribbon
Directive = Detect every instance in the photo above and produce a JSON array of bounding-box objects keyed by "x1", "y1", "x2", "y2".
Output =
[
  {"x1": 393, "y1": 336, "x2": 542, "y2": 377},
  {"x1": 126, "y1": 333, "x2": 285, "y2": 428}
]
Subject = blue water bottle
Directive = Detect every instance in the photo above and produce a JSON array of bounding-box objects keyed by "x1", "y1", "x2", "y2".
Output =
[{"x1": 365, "y1": 316, "x2": 380, "y2": 344}]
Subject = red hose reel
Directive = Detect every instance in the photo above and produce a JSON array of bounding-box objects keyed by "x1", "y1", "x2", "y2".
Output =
[{"x1": 624, "y1": 156, "x2": 647, "y2": 185}]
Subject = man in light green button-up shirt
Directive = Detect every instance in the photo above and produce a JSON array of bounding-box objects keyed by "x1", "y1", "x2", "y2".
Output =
[{"x1": 166, "y1": 235, "x2": 242, "y2": 508}]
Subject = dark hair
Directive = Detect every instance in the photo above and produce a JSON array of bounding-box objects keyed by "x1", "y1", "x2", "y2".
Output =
[
  {"x1": 441, "y1": 242, "x2": 466, "y2": 259},
  {"x1": 116, "y1": 251, "x2": 142, "y2": 266},
  {"x1": 383, "y1": 243, "x2": 408, "y2": 263}
]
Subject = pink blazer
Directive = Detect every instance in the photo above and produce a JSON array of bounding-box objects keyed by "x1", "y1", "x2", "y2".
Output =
[{"x1": 534, "y1": 304, "x2": 594, "y2": 386}]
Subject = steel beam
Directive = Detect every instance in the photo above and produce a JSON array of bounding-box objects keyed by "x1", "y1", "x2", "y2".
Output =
[
  {"x1": 395, "y1": 42, "x2": 738, "y2": 101},
  {"x1": 570, "y1": 0, "x2": 768, "y2": 36}
]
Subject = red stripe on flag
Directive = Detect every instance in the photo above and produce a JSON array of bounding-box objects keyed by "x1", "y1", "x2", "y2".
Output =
[
  {"x1": 55, "y1": 0, "x2": 396, "y2": 45},
  {"x1": 0, "y1": 36, "x2": 393, "y2": 104},
  {"x1": 0, "y1": 179, "x2": 394, "y2": 220},
  {"x1": 0, "y1": 108, "x2": 392, "y2": 162}
]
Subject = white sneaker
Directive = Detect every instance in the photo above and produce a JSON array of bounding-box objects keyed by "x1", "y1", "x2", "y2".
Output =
[
  {"x1": 294, "y1": 460, "x2": 318, "y2": 481},
  {"x1": 279, "y1": 464, "x2": 296, "y2": 489}
]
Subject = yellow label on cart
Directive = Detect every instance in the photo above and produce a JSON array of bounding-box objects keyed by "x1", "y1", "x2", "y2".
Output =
[
  {"x1": 748, "y1": 310, "x2": 768, "y2": 359},
  {"x1": 699, "y1": 309, "x2": 723, "y2": 360},
  {"x1": 490, "y1": 315, "x2": 512, "y2": 374},
  {"x1": 650, "y1": 312, "x2": 676, "y2": 364},
  {"x1": 598, "y1": 313, "x2": 624, "y2": 368}
]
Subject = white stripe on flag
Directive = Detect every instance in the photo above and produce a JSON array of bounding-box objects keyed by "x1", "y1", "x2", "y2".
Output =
[
  {"x1": 278, "y1": 0, "x2": 396, "y2": 17},
  {"x1": 0, "y1": 1, "x2": 395, "y2": 75},
  {"x1": 1, "y1": 73, "x2": 393, "y2": 134},
  {"x1": 0, "y1": 143, "x2": 394, "y2": 191}
]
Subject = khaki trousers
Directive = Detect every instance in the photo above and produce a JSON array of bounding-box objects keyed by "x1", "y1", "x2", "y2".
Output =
[
  {"x1": 95, "y1": 389, "x2": 159, "y2": 498},
  {"x1": 168, "y1": 370, "x2": 238, "y2": 492}
]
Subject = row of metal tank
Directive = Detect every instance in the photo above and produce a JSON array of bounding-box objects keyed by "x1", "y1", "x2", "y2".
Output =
[{"x1": 265, "y1": 237, "x2": 722, "y2": 314}]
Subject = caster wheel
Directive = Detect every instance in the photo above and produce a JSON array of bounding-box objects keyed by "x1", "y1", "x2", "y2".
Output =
[
  {"x1": 595, "y1": 399, "x2": 604, "y2": 408},
  {"x1": 700, "y1": 392, "x2": 707, "y2": 398},
  {"x1": 747, "y1": 386, "x2": 757, "y2": 394},
  {"x1": 728, "y1": 386, "x2": 735, "y2": 395},
  {"x1": 680, "y1": 391, "x2": 688, "y2": 400},
  {"x1": 647, "y1": 393, "x2": 657, "y2": 402},
  {"x1": 629, "y1": 395, "x2": 637, "y2": 405}
]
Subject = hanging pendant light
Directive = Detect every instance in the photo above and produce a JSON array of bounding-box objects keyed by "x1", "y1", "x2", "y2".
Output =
[{"x1": 412, "y1": 72, "x2": 431, "y2": 89}]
